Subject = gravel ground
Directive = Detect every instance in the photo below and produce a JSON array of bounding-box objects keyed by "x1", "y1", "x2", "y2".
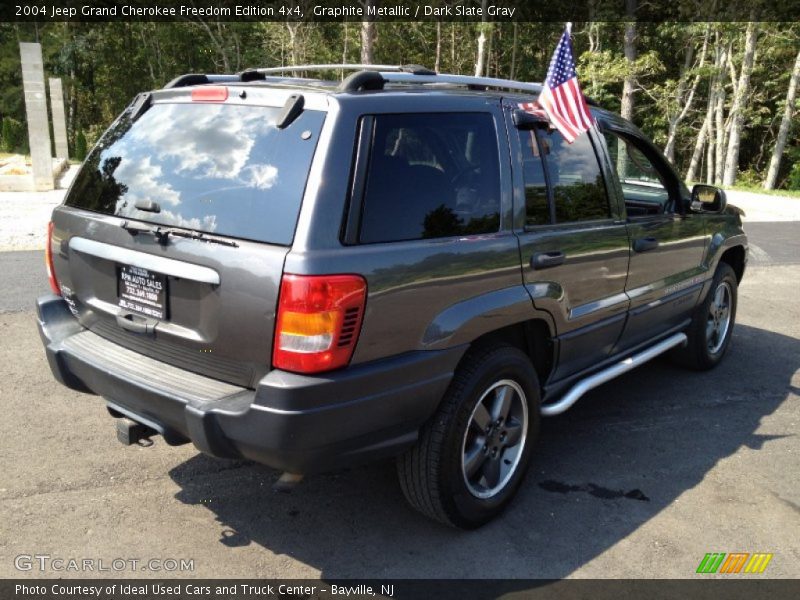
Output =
[{"x1": 0, "y1": 167, "x2": 77, "y2": 252}]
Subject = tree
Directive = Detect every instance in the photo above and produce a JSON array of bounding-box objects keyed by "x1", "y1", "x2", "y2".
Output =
[
  {"x1": 722, "y1": 21, "x2": 759, "y2": 186},
  {"x1": 360, "y1": 0, "x2": 376, "y2": 64},
  {"x1": 474, "y1": 0, "x2": 491, "y2": 76},
  {"x1": 764, "y1": 47, "x2": 800, "y2": 189},
  {"x1": 620, "y1": 0, "x2": 638, "y2": 122},
  {"x1": 75, "y1": 130, "x2": 87, "y2": 161},
  {"x1": 663, "y1": 25, "x2": 709, "y2": 164}
]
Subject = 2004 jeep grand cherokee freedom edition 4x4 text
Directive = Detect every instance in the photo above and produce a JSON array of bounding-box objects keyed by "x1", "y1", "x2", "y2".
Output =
[{"x1": 37, "y1": 65, "x2": 747, "y2": 528}]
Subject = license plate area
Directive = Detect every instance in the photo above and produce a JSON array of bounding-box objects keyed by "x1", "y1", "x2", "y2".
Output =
[{"x1": 117, "y1": 265, "x2": 167, "y2": 320}]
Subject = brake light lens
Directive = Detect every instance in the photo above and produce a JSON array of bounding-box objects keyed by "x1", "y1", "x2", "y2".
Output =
[
  {"x1": 273, "y1": 274, "x2": 367, "y2": 374},
  {"x1": 45, "y1": 221, "x2": 61, "y2": 296},
  {"x1": 191, "y1": 86, "x2": 228, "y2": 102}
]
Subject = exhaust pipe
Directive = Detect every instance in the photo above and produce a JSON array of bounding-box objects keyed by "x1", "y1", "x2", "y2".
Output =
[{"x1": 541, "y1": 332, "x2": 688, "y2": 417}]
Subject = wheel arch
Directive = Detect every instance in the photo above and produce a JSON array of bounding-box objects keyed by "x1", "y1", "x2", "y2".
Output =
[
  {"x1": 460, "y1": 320, "x2": 555, "y2": 391},
  {"x1": 420, "y1": 286, "x2": 556, "y2": 387},
  {"x1": 719, "y1": 244, "x2": 746, "y2": 283}
]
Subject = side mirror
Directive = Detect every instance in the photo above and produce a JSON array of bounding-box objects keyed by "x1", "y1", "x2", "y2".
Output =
[
  {"x1": 512, "y1": 108, "x2": 548, "y2": 130},
  {"x1": 691, "y1": 184, "x2": 727, "y2": 214}
]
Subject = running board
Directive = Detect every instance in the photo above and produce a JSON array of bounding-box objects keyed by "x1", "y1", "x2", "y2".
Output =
[{"x1": 541, "y1": 332, "x2": 688, "y2": 416}]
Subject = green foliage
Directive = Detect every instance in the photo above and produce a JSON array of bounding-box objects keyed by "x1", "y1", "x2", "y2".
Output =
[
  {"x1": 1, "y1": 116, "x2": 25, "y2": 153},
  {"x1": 0, "y1": 20, "x2": 796, "y2": 185},
  {"x1": 75, "y1": 130, "x2": 87, "y2": 161},
  {"x1": 788, "y1": 162, "x2": 800, "y2": 191},
  {"x1": 736, "y1": 168, "x2": 763, "y2": 188}
]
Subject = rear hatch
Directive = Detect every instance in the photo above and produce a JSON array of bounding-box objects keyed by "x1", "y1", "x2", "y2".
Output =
[{"x1": 50, "y1": 85, "x2": 327, "y2": 387}]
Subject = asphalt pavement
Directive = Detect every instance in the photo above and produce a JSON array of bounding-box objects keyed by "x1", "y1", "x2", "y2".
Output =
[{"x1": 0, "y1": 223, "x2": 798, "y2": 579}]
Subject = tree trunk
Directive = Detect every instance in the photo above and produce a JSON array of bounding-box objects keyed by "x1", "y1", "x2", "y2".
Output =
[
  {"x1": 618, "y1": 2, "x2": 638, "y2": 178},
  {"x1": 620, "y1": 1, "x2": 638, "y2": 122},
  {"x1": 763, "y1": 47, "x2": 799, "y2": 189},
  {"x1": 360, "y1": 1, "x2": 376, "y2": 64},
  {"x1": 510, "y1": 23, "x2": 518, "y2": 80},
  {"x1": 714, "y1": 54, "x2": 727, "y2": 187},
  {"x1": 686, "y1": 102, "x2": 712, "y2": 183},
  {"x1": 342, "y1": 22, "x2": 349, "y2": 77},
  {"x1": 722, "y1": 22, "x2": 758, "y2": 186},
  {"x1": 474, "y1": 0, "x2": 490, "y2": 77},
  {"x1": 434, "y1": 21, "x2": 442, "y2": 73},
  {"x1": 706, "y1": 111, "x2": 715, "y2": 184},
  {"x1": 196, "y1": 19, "x2": 230, "y2": 71},
  {"x1": 286, "y1": 23, "x2": 299, "y2": 66},
  {"x1": 451, "y1": 23, "x2": 456, "y2": 73}
]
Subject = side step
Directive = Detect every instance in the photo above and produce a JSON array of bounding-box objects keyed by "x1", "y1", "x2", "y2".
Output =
[{"x1": 541, "y1": 332, "x2": 688, "y2": 416}]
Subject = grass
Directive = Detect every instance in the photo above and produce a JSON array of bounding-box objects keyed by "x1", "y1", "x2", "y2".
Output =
[{"x1": 722, "y1": 184, "x2": 800, "y2": 199}]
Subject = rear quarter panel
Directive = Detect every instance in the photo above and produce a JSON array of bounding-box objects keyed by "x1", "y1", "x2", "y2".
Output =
[{"x1": 286, "y1": 93, "x2": 551, "y2": 364}]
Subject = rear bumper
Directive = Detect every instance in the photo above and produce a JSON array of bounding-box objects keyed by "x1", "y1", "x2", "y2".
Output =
[{"x1": 37, "y1": 295, "x2": 464, "y2": 473}]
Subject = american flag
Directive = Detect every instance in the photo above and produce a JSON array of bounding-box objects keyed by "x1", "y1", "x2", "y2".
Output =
[{"x1": 522, "y1": 26, "x2": 593, "y2": 143}]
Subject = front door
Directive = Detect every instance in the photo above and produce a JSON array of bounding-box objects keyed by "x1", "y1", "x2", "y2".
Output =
[
  {"x1": 599, "y1": 126, "x2": 707, "y2": 351},
  {"x1": 509, "y1": 115, "x2": 630, "y2": 382}
]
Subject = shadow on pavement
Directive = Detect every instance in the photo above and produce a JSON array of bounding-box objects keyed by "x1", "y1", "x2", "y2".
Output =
[{"x1": 168, "y1": 323, "x2": 796, "y2": 578}]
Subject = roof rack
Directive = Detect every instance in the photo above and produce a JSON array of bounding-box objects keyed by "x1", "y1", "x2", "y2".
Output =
[
  {"x1": 254, "y1": 64, "x2": 436, "y2": 76},
  {"x1": 375, "y1": 72, "x2": 543, "y2": 95},
  {"x1": 163, "y1": 73, "x2": 241, "y2": 89},
  {"x1": 163, "y1": 64, "x2": 436, "y2": 89},
  {"x1": 162, "y1": 65, "x2": 548, "y2": 100}
]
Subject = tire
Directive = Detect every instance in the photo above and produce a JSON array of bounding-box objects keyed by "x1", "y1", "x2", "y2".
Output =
[
  {"x1": 397, "y1": 345, "x2": 541, "y2": 529},
  {"x1": 672, "y1": 262, "x2": 738, "y2": 370}
]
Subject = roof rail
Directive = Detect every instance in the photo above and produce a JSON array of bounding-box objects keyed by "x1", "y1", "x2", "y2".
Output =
[
  {"x1": 162, "y1": 66, "x2": 549, "y2": 100},
  {"x1": 379, "y1": 72, "x2": 543, "y2": 95},
  {"x1": 254, "y1": 64, "x2": 435, "y2": 76},
  {"x1": 337, "y1": 70, "x2": 544, "y2": 95},
  {"x1": 163, "y1": 73, "x2": 241, "y2": 89}
]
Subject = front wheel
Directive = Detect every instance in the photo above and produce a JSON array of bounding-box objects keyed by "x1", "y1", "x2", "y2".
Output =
[
  {"x1": 672, "y1": 262, "x2": 738, "y2": 370},
  {"x1": 397, "y1": 345, "x2": 540, "y2": 528}
]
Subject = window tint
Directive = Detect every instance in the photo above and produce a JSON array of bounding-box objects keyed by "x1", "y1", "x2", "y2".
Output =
[
  {"x1": 603, "y1": 130, "x2": 670, "y2": 212},
  {"x1": 518, "y1": 130, "x2": 550, "y2": 226},
  {"x1": 538, "y1": 129, "x2": 611, "y2": 223},
  {"x1": 65, "y1": 102, "x2": 325, "y2": 245},
  {"x1": 359, "y1": 113, "x2": 501, "y2": 243}
]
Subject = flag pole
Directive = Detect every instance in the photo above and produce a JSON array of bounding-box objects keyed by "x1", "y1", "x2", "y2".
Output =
[{"x1": 565, "y1": 22, "x2": 573, "y2": 36}]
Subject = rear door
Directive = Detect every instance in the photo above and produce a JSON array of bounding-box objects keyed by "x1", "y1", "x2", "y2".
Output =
[
  {"x1": 508, "y1": 109, "x2": 630, "y2": 382},
  {"x1": 50, "y1": 87, "x2": 326, "y2": 387},
  {"x1": 598, "y1": 125, "x2": 706, "y2": 351}
]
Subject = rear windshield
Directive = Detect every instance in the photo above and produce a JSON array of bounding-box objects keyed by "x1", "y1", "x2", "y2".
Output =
[{"x1": 65, "y1": 101, "x2": 325, "y2": 245}]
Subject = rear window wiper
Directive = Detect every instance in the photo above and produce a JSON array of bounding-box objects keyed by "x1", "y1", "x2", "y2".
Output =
[{"x1": 121, "y1": 221, "x2": 238, "y2": 247}]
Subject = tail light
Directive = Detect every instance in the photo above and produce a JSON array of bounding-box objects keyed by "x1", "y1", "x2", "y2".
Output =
[
  {"x1": 273, "y1": 274, "x2": 367, "y2": 374},
  {"x1": 45, "y1": 221, "x2": 61, "y2": 296}
]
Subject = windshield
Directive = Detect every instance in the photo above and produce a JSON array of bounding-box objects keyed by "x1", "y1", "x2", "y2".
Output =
[{"x1": 65, "y1": 101, "x2": 325, "y2": 245}]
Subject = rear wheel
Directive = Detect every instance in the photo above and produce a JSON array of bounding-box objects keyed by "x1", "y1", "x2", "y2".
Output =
[
  {"x1": 672, "y1": 262, "x2": 738, "y2": 370},
  {"x1": 397, "y1": 345, "x2": 540, "y2": 528}
]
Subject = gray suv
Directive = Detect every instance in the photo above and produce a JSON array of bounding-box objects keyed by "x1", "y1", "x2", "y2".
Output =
[{"x1": 37, "y1": 65, "x2": 747, "y2": 528}]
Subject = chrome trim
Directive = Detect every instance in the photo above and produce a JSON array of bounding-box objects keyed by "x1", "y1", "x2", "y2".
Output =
[
  {"x1": 69, "y1": 237, "x2": 220, "y2": 285},
  {"x1": 541, "y1": 332, "x2": 688, "y2": 416},
  {"x1": 569, "y1": 291, "x2": 629, "y2": 320}
]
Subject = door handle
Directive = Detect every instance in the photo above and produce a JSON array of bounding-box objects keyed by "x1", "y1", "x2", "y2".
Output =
[
  {"x1": 633, "y1": 237, "x2": 659, "y2": 252},
  {"x1": 531, "y1": 251, "x2": 566, "y2": 270},
  {"x1": 116, "y1": 312, "x2": 156, "y2": 334}
]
